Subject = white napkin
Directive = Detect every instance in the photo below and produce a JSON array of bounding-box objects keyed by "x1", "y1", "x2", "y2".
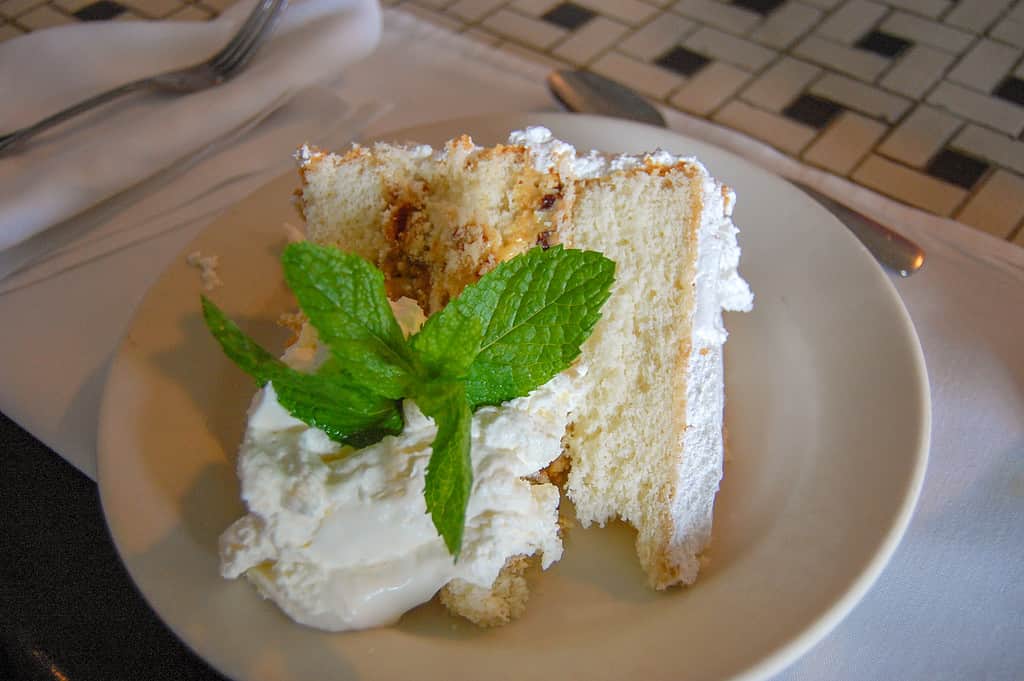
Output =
[{"x1": 0, "y1": 0, "x2": 381, "y2": 261}]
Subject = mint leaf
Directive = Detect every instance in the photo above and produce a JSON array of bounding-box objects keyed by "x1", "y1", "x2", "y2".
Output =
[
  {"x1": 281, "y1": 243, "x2": 416, "y2": 400},
  {"x1": 408, "y1": 308, "x2": 483, "y2": 379},
  {"x1": 411, "y1": 246, "x2": 615, "y2": 408},
  {"x1": 202, "y1": 296, "x2": 403, "y2": 445},
  {"x1": 414, "y1": 379, "x2": 473, "y2": 557}
]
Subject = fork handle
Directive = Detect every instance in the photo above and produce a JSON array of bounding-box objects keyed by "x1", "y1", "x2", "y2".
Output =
[{"x1": 0, "y1": 78, "x2": 151, "y2": 155}]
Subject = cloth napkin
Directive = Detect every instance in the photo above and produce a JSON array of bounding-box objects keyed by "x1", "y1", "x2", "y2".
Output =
[{"x1": 0, "y1": 0, "x2": 381, "y2": 275}]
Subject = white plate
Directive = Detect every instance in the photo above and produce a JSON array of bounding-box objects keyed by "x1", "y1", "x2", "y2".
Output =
[{"x1": 98, "y1": 113, "x2": 930, "y2": 681}]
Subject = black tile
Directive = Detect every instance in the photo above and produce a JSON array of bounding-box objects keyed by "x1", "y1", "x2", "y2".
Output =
[
  {"x1": 732, "y1": 0, "x2": 786, "y2": 14},
  {"x1": 855, "y1": 30, "x2": 912, "y2": 58},
  {"x1": 541, "y1": 2, "x2": 595, "y2": 30},
  {"x1": 926, "y1": 148, "x2": 988, "y2": 189},
  {"x1": 993, "y1": 76, "x2": 1024, "y2": 107},
  {"x1": 73, "y1": 0, "x2": 125, "y2": 20},
  {"x1": 654, "y1": 46, "x2": 710, "y2": 77},
  {"x1": 782, "y1": 94, "x2": 842, "y2": 129}
]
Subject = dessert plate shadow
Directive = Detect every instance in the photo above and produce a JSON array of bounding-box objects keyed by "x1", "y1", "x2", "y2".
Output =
[{"x1": 97, "y1": 112, "x2": 930, "y2": 681}]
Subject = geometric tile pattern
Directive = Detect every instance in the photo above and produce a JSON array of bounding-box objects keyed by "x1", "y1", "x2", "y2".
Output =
[{"x1": 2, "y1": 0, "x2": 1023, "y2": 245}]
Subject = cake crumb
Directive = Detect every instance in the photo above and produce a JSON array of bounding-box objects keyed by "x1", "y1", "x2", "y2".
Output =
[{"x1": 186, "y1": 251, "x2": 222, "y2": 291}]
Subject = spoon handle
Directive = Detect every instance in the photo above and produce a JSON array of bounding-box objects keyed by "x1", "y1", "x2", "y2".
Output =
[{"x1": 794, "y1": 183, "x2": 924, "y2": 277}]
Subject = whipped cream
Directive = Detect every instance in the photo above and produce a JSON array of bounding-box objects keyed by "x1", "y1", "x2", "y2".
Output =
[{"x1": 219, "y1": 310, "x2": 582, "y2": 632}]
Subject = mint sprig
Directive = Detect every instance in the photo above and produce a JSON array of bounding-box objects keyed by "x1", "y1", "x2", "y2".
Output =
[
  {"x1": 201, "y1": 296, "x2": 403, "y2": 445},
  {"x1": 203, "y1": 242, "x2": 615, "y2": 557}
]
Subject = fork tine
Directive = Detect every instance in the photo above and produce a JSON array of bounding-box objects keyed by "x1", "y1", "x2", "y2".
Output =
[
  {"x1": 208, "y1": 0, "x2": 276, "y2": 67},
  {"x1": 211, "y1": 0, "x2": 287, "y2": 78}
]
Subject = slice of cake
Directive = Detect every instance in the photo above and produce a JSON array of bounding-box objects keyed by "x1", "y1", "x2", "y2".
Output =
[{"x1": 296, "y1": 127, "x2": 752, "y2": 595}]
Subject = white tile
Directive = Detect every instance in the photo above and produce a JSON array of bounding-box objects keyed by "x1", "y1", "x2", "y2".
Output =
[
  {"x1": 167, "y1": 4, "x2": 212, "y2": 20},
  {"x1": 672, "y1": 0, "x2": 760, "y2": 36},
  {"x1": 462, "y1": 26, "x2": 502, "y2": 45},
  {"x1": 811, "y1": 73, "x2": 911, "y2": 123},
  {"x1": 412, "y1": 0, "x2": 454, "y2": 8},
  {"x1": 405, "y1": 2, "x2": 464, "y2": 29},
  {"x1": 948, "y1": 39, "x2": 1022, "y2": 93},
  {"x1": 447, "y1": 0, "x2": 503, "y2": 22},
  {"x1": 552, "y1": 15, "x2": 629, "y2": 65},
  {"x1": 574, "y1": 0, "x2": 660, "y2": 26},
  {"x1": 944, "y1": 0, "x2": 1011, "y2": 33},
  {"x1": 1009, "y1": 0, "x2": 1024, "y2": 21},
  {"x1": 121, "y1": 0, "x2": 182, "y2": 18},
  {"x1": 793, "y1": 34, "x2": 890, "y2": 81},
  {"x1": 499, "y1": 40, "x2": 570, "y2": 69},
  {"x1": 670, "y1": 60, "x2": 751, "y2": 115},
  {"x1": 590, "y1": 50, "x2": 685, "y2": 99},
  {"x1": 952, "y1": 124, "x2": 1024, "y2": 174},
  {"x1": 112, "y1": 10, "x2": 146, "y2": 21},
  {"x1": 956, "y1": 170, "x2": 1024, "y2": 238},
  {"x1": 803, "y1": 110, "x2": 887, "y2": 174},
  {"x1": 619, "y1": 12, "x2": 694, "y2": 61},
  {"x1": 816, "y1": 0, "x2": 887, "y2": 44},
  {"x1": 989, "y1": 18, "x2": 1024, "y2": 49},
  {"x1": 0, "y1": 0, "x2": 44, "y2": 16},
  {"x1": 684, "y1": 26, "x2": 777, "y2": 71},
  {"x1": 482, "y1": 9, "x2": 566, "y2": 49},
  {"x1": 853, "y1": 154, "x2": 967, "y2": 215},
  {"x1": 16, "y1": 4, "x2": 72, "y2": 28},
  {"x1": 201, "y1": 0, "x2": 235, "y2": 12},
  {"x1": 881, "y1": 11, "x2": 974, "y2": 53},
  {"x1": 740, "y1": 56, "x2": 822, "y2": 112},
  {"x1": 52, "y1": 0, "x2": 94, "y2": 12},
  {"x1": 112, "y1": 9, "x2": 146, "y2": 20},
  {"x1": 713, "y1": 100, "x2": 818, "y2": 154},
  {"x1": 883, "y1": 0, "x2": 951, "y2": 19},
  {"x1": 508, "y1": 0, "x2": 561, "y2": 15},
  {"x1": 928, "y1": 81, "x2": 1024, "y2": 136},
  {"x1": 749, "y1": 1, "x2": 822, "y2": 50},
  {"x1": 880, "y1": 44, "x2": 955, "y2": 99},
  {"x1": 877, "y1": 104, "x2": 961, "y2": 167}
]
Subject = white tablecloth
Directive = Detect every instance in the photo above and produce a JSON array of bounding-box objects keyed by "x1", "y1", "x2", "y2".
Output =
[{"x1": 0, "y1": 8, "x2": 1020, "y2": 680}]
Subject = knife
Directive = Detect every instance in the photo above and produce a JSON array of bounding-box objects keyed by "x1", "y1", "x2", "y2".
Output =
[{"x1": 547, "y1": 69, "x2": 925, "y2": 277}]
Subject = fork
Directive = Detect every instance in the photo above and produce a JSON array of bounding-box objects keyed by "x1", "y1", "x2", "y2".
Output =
[{"x1": 0, "y1": 0, "x2": 288, "y2": 155}]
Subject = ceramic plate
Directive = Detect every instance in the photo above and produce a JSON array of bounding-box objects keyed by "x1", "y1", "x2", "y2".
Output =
[{"x1": 98, "y1": 113, "x2": 930, "y2": 681}]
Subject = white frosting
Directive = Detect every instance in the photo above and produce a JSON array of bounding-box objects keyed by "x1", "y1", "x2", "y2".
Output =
[{"x1": 219, "y1": 308, "x2": 582, "y2": 632}]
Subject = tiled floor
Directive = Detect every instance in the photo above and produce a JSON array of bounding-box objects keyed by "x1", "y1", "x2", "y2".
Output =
[{"x1": 3, "y1": 0, "x2": 1023, "y2": 243}]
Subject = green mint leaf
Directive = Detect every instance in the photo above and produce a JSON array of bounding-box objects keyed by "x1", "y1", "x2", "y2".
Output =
[
  {"x1": 281, "y1": 242, "x2": 416, "y2": 400},
  {"x1": 408, "y1": 308, "x2": 483, "y2": 379},
  {"x1": 410, "y1": 246, "x2": 615, "y2": 408},
  {"x1": 415, "y1": 379, "x2": 473, "y2": 558},
  {"x1": 201, "y1": 295, "x2": 403, "y2": 445}
]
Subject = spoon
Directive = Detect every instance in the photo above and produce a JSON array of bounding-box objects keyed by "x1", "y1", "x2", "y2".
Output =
[{"x1": 547, "y1": 69, "x2": 925, "y2": 277}]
